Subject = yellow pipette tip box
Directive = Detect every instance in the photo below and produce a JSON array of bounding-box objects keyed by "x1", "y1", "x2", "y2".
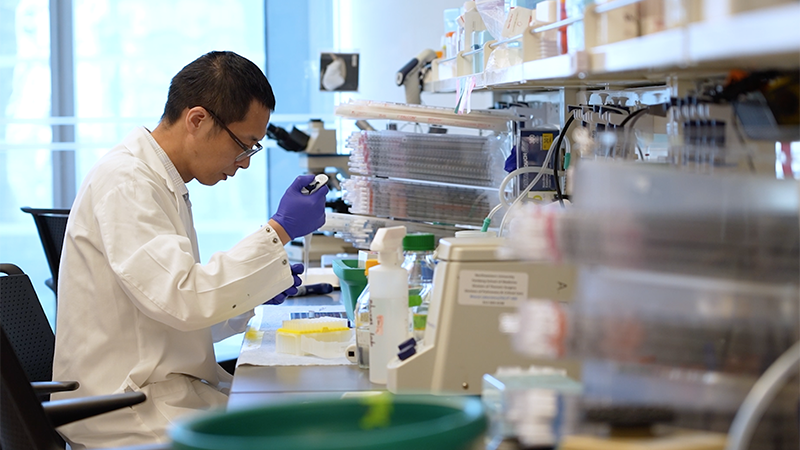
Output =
[{"x1": 276, "y1": 318, "x2": 353, "y2": 359}]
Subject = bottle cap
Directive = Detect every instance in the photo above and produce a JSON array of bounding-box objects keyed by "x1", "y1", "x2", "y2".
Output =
[
  {"x1": 402, "y1": 233, "x2": 435, "y2": 251},
  {"x1": 370, "y1": 226, "x2": 407, "y2": 266}
]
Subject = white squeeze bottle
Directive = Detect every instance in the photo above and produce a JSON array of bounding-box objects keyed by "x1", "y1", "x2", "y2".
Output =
[{"x1": 368, "y1": 226, "x2": 408, "y2": 384}]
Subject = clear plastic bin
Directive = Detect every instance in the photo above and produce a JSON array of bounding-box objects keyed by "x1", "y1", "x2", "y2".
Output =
[
  {"x1": 346, "y1": 130, "x2": 508, "y2": 188},
  {"x1": 512, "y1": 267, "x2": 798, "y2": 375},
  {"x1": 343, "y1": 176, "x2": 499, "y2": 227},
  {"x1": 505, "y1": 160, "x2": 799, "y2": 282},
  {"x1": 482, "y1": 366, "x2": 582, "y2": 446}
]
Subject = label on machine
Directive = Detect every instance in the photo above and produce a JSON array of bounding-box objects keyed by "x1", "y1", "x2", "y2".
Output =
[
  {"x1": 458, "y1": 271, "x2": 529, "y2": 307},
  {"x1": 518, "y1": 128, "x2": 559, "y2": 191}
]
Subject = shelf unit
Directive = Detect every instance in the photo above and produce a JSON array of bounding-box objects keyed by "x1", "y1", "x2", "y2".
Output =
[{"x1": 424, "y1": 3, "x2": 800, "y2": 93}]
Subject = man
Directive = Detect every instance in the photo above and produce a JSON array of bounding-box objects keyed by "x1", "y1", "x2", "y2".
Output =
[{"x1": 52, "y1": 51, "x2": 328, "y2": 448}]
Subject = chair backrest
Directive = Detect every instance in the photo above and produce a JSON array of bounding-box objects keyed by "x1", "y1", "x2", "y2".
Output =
[
  {"x1": 20, "y1": 207, "x2": 70, "y2": 292},
  {"x1": 0, "y1": 326, "x2": 66, "y2": 450},
  {"x1": 0, "y1": 264, "x2": 55, "y2": 383}
]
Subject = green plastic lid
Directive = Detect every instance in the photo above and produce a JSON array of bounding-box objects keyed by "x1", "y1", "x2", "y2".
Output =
[
  {"x1": 170, "y1": 394, "x2": 487, "y2": 450},
  {"x1": 402, "y1": 233, "x2": 435, "y2": 251}
]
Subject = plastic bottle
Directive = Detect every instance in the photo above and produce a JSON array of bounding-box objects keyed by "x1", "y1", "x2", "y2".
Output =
[
  {"x1": 354, "y1": 260, "x2": 379, "y2": 369},
  {"x1": 401, "y1": 233, "x2": 436, "y2": 343},
  {"x1": 368, "y1": 226, "x2": 408, "y2": 385}
]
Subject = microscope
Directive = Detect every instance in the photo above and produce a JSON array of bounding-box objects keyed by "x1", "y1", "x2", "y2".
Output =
[
  {"x1": 396, "y1": 49, "x2": 438, "y2": 105},
  {"x1": 266, "y1": 119, "x2": 349, "y2": 176}
]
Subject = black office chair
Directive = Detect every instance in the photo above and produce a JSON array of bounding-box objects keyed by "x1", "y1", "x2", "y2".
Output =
[
  {"x1": 0, "y1": 326, "x2": 157, "y2": 450},
  {"x1": 0, "y1": 264, "x2": 56, "y2": 388},
  {"x1": 20, "y1": 207, "x2": 70, "y2": 295}
]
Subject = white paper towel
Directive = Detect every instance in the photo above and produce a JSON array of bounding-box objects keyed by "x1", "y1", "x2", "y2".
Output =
[{"x1": 237, "y1": 304, "x2": 354, "y2": 367}]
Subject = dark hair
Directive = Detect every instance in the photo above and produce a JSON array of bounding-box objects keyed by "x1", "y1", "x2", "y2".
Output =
[{"x1": 161, "y1": 51, "x2": 275, "y2": 126}]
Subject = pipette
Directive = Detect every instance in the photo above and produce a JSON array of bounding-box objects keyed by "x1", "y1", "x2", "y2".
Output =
[
  {"x1": 302, "y1": 174, "x2": 329, "y2": 278},
  {"x1": 302, "y1": 174, "x2": 329, "y2": 195}
]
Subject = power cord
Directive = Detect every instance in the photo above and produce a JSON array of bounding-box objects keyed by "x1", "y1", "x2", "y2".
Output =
[{"x1": 553, "y1": 115, "x2": 576, "y2": 207}]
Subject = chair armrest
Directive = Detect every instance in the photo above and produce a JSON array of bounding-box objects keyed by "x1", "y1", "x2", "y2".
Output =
[
  {"x1": 31, "y1": 380, "x2": 79, "y2": 395},
  {"x1": 43, "y1": 391, "x2": 146, "y2": 428}
]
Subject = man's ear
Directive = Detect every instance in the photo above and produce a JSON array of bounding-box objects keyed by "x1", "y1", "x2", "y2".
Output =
[{"x1": 184, "y1": 106, "x2": 209, "y2": 136}]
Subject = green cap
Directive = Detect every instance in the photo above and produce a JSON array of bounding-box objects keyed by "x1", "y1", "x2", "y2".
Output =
[{"x1": 403, "y1": 233, "x2": 435, "y2": 251}]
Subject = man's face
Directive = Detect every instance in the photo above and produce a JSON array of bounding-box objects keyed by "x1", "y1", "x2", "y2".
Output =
[{"x1": 192, "y1": 100, "x2": 270, "y2": 186}]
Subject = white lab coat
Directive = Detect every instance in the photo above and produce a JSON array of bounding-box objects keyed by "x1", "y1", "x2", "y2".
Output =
[{"x1": 52, "y1": 127, "x2": 293, "y2": 448}]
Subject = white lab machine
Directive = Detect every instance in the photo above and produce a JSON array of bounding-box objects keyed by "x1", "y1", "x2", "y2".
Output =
[
  {"x1": 297, "y1": 120, "x2": 350, "y2": 175},
  {"x1": 305, "y1": 120, "x2": 337, "y2": 155},
  {"x1": 387, "y1": 236, "x2": 579, "y2": 395}
]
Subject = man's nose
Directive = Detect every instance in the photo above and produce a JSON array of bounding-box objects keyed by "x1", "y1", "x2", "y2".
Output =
[{"x1": 236, "y1": 156, "x2": 251, "y2": 170}]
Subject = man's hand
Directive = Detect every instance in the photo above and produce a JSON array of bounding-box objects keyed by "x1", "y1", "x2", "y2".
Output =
[
  {"x1": 271, "y1": 175, "x2": 329, "y2": 240},
  {"x1": 265, "y1": 264, "x2": 304, "y2": 305}
]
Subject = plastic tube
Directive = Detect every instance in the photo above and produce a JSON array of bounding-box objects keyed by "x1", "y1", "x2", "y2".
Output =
[
  {"x1": 725, "y1": 340, "x2": 800, "y2": 450},
  {"x1": 481, "y1": 138, "x2": 562, "y2": 231},
  {"x1": 498, "y1": 146, "x2": 569, "y2": 236},
  {"x1": 303, "y1": 233, "x2": 312, "y2": 277}
]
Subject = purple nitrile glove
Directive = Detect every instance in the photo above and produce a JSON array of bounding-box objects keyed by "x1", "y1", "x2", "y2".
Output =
[
  {"x1": 504, "y1": 146, "x2": 517, "y2": 173},
  {"x1": 265, "y1": 264, "x2": 305, "y2": 305},
  {"x1": 271, "y1": 175, "x2": 329, "y2": 240}
]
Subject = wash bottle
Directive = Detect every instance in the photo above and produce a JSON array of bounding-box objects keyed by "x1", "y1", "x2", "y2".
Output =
[{"x1": 368, "y1": 226, "x2": 408, "y2": 384}]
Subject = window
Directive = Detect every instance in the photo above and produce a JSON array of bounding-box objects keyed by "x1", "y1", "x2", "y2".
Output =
[
  {"x1": 1, "y1": 0, "x2": 54, "y2": 323},
  {"x1": 72, "y1": 0, "x2": 270, "y2": 257},
  {"x1": 0, "y1": 0, "x2": 276, "y2": 331}
]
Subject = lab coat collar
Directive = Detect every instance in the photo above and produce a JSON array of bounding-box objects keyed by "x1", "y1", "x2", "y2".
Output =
[{"x1": 123, "y1": 126, "x2": 190, "y2": 204}]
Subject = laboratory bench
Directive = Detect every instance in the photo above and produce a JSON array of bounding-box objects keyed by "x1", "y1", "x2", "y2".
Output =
[{"x1": 227, "y1": 290, "x2": 384, "y2": 410}]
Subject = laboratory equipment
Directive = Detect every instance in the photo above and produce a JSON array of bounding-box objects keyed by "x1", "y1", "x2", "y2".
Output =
[
  {"x1": 503, "y1": 159, "x2": 799, "y2": 447},
  {"x1": 301, "y1": 174, "x2": 329, "y2": 195},
  {"x1": 289, "y1": 283, "x2": 333, "y2": 297},
  {"x1": 169, "y1": 395, "x2": 488, "y2": 450},
  {"x1": 354, "y1": 285, "x2": 371, "y2": 369},
  {"x1": 386, "y1": 236, "x2": 578, "y2": 395},
  {"x1": 733, "y1": 71, "x2": 800, "y2": 142},
  {"x1": 267, "y1": 119, "x2": 349, "y2": 175},
  {"x1": 335, "y1": 99, "x2": 516, "y2": 132},
  {"x1": 368, "y1": 226, "x2": 408, "y2": 385},
  {"x1": 330, "y1": 259, "x2": 368, "y2": 323},
  {"x1": 276, "y1": 318, "x2": 353, "y2": 359},
  {"x1": 343, "y1": 176, "x2": 499, "y2": 227},
  {"x1": 516, "y1": 126, "x2": 561, "y2": 192},
  {"x1": 507, "y1": 268, "x2": 799, "y2": 447},
  {"x1": 482, "y1": 366, "x2": 582, "y2": 447},
  {"x1": 396, "y1": 49, "x2": 437, "y2": 104},
  {"x1": 301, "y1": 174, "x2": 329, "y2": 281},
  {"x1": 322, "y1": 212, "x2": 465, "y2": 250},
  {"x1": 353, "y1": 259, "x2": 379, "y2": 369},
  {"x1": 289, "y1": 311, "x2": 348, "y2": 320},
  {"x1": 400, "y1": 233, "x2": 435, "y2": 342},
  {"x1": 267, "y1": 120, "x2": 337, "y2": 155},
  {"x1": 336, "y1": 100, "x2": 514, "y2": 251},
  {"x1": 304, "y1": 120, "x2": 337, "y2": 155},
  {"x1": 266, "y1": 123, "x2": 308, "y2": 152},
  {"x1": 505, "y1": 160, "x2": 800, "y2": 283},
  {"x1": 346, "y1": 130, "x2": 509, "y2": 188}
]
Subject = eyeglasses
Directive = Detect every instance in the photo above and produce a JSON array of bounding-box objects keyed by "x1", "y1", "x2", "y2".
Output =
[{"x1": 204, "y1": 107, "x2": 263, "y2": 162}]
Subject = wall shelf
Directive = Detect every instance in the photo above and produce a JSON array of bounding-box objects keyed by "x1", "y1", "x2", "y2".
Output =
[{"x1": 424, "y1": 3, "x2": 800, "y2": 93}]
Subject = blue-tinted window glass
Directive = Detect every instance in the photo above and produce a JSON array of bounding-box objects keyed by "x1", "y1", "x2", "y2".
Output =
[
  {"x1": 0, "y1": 0, "x2": 56, "y2": 326},
  {"x1": 72, "y1": 0, "x2": 268, "y2": 260}
]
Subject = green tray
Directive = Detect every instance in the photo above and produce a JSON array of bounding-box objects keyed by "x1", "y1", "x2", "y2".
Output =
[
  {"x1": 171, "y1": 394, "x2": 487, "y2": 450},
  {"x1": 331, "y1": 259, "x2": 367, "y2": 323}
]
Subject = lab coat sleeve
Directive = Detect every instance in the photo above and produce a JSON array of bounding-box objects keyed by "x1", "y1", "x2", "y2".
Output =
[
  {"x1": 210, "y1": 310, "x2": 256, "y2": 342},
  {"x1": 94, "y1": 179, "x2": 293, "y2": 332}
]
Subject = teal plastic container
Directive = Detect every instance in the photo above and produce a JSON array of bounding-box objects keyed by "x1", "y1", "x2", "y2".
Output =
[
  {"x1": 170, "y1": 394, "x2": 487, "y2": 450},
  {"x1": 331, "y1": 259, "x2": 367, "y2": 323}
]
